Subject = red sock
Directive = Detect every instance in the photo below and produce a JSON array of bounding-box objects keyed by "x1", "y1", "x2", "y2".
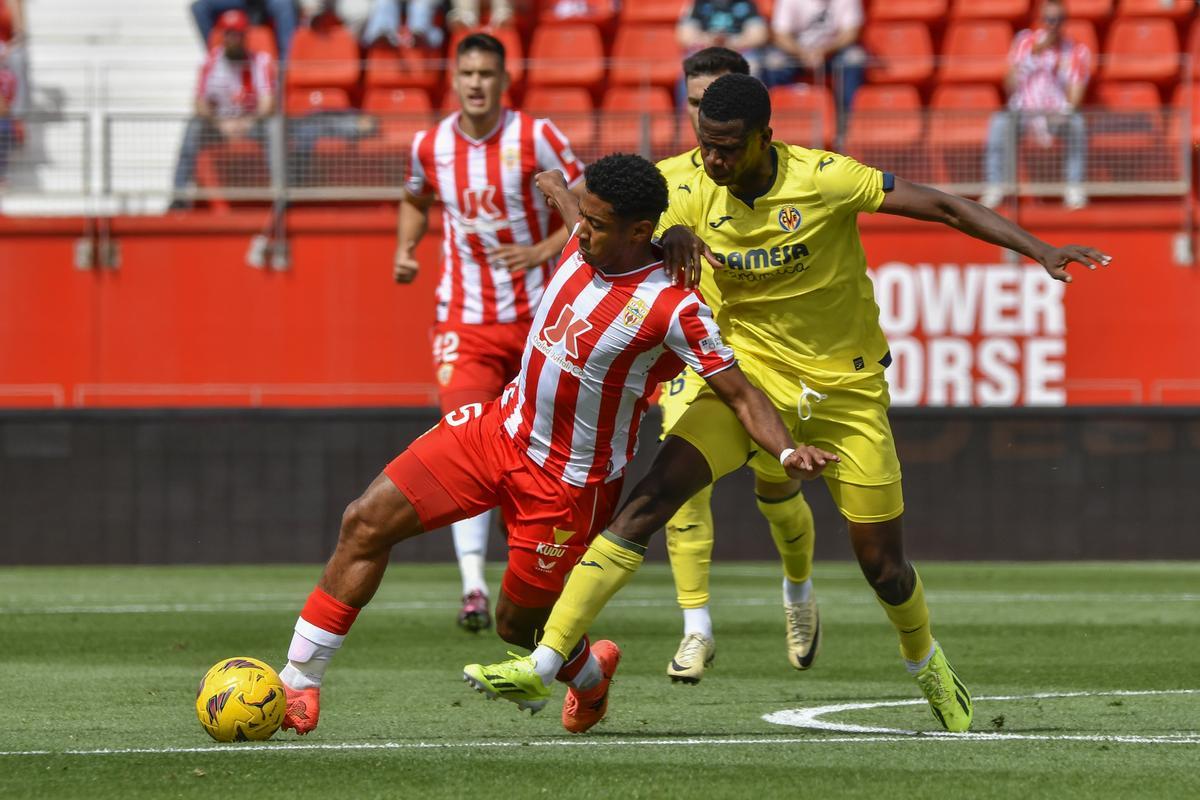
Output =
[
  {"x1": 300, "y1": 587, "x2": 361, "y2": 636},
  {"x1": 555, "y1": 635, "x2": 591, "y2": 684}
]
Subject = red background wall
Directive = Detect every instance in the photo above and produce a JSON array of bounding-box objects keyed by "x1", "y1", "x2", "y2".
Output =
[{"x1": 2, "y1": 202, "x2": 1199, "y2": 407}]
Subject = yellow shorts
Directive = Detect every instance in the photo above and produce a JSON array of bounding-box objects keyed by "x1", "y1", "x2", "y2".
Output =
[
  {"x1": 658, "y1": 367, "x2": 706, "y2": 440},
  {"x1": 668, "y1": 358, "x2": 904, "y2": 524}
]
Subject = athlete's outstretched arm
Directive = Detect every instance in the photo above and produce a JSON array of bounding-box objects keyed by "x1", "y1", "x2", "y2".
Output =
[
  {"x1": 704, "y1": 366, "x2": 838, "y2": 478},
  {"x1": 877, "y1": 177, "x2": 1112, "y2": 283},
  {"x1": 488, "y1": 171, "x2": 581, "y2": 273}
]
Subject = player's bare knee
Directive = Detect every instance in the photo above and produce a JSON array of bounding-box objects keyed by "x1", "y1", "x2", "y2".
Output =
[
  {"x1": 339, "y1": 498, "x2": 392, "y2": 554},
  {"x1": 863, "y1": 559, "x2": 914, "y2": 604}
]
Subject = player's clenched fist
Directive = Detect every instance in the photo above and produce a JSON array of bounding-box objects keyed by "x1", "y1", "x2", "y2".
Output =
[
  {"x1": 535, "y1": 169, "x2": 569, "y2": 203},
  {"x1": 781, "y1": 445, "x2": 840, "y2": 481},
  {"x1": 393, "y1": 247, "x2": 419, "y2": 283}
]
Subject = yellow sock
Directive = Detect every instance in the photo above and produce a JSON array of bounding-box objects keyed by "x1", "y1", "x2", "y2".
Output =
[
  {"x1": 877, "y1": 569, "x2": 935, "y2": 663},
  {"x1": 665, "y1": 484, "x2": 714, "y2": 609},
  {"x1": 540, "y1": 531, "x2": 645, "y2": 658},
  {"x1": 755, "y1": 489, "x2": 815, "y2": 584}
]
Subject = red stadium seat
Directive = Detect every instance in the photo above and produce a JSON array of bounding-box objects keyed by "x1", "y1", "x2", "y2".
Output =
[
  {"x1": 769, "y1": 84, "x2": 836, "y2": 149},
  {"x1": 928, "y1": 84, "x2": 1002, "y2": 184},
  {"x1": 286, "y1": 87, "x2": 352, "y2": 114},
  {"x1": 447, "y1": 26, "x2": 525, "y2": 86},
  {"x1": 1102, "y1": 18, "x2": 1181, "y2": 86},
  {"x1": 523, "y1": 87, "x2": 597, "y2": 153},
  {"x1": 527, "y1": 23, "x2": 606, "y2": 91},
  {"x1": 1090, "y1": 81, "x2": 1171, "y2": 184},
  {"x1": 364, "y1": 40, "x2": 442, "y2": 92},
  {"x1": 1116, "y1": 0, "x2": 1193, "y2": 20},
  {"x1": 949, "y1": 0, "x2": 1030, "y2": 21},
  {"x1": 1057, "y1": 0, "x2": 1113, "y2": 22},
  {"x1": 939, "y1": 20, "x2": 1014, "y2": 86},
  {"x1": 844, "y1": 85, "x2": 924, "y2": 150},
  {"x1": 863, "y1": 22, "x2": 934, "y2": 85},
  {"x1": 1062, "y1": 20, "x2": 1099, "y2": 61},
  {"x1": 357, "y1": 88, "x2": 435, "y2": 185},
  {"x1": 1187, "y1": 17, "x2": 1200, "y2": 79},
  {"x1": 206, "y1": 24, "x2": 278, "y2": 59},
  {"x1": 599, "y1": 86, "x2": 678, "y2": 158},
  {"x1": 929, "y1": 84, "x2": 1002, "y2": 147},
  {"x1": 867, "y1": 0, "x2": 948, "y2": 23},
  {"x1": 1169, "y1": 84, "x2": 1200, "y2": 145},
  {"x1": 620, "y1": 0, "x2": 688, "y2": 24},
  {"x1": 286, "y1": 24, "x2": 360, "y2": 90},
  {"x1": 610, "y1": 25, "x2": 681, "y2": 89}
]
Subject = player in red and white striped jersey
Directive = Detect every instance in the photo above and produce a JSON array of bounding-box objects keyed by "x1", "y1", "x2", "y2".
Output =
[
  {"x1": 279, "y1": 154, "x2": 834, "y2": 736},
  {"x1": 393, "y1": 33, "x2": 584, "y2": 632}
]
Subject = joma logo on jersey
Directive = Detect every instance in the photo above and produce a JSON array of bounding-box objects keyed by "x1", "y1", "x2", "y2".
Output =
[
  {"x1": 461, "y1": 186, "x2": 502, "y2": 220},
  {"x1": 713, "y1": 243, "x2": 810, "y2": 270},
  {"x1": 541, "y1": 304, "x2": 593, "y2": 359},
  {"x1": 536, "y1": 542, "x2": 568, "y2": 558},
  {"x1": 620, "y1": 297, "x2": 649, "y2": 327},
  {"x1": 777, "y1": 206, "x2": 802, "y2": 232}
]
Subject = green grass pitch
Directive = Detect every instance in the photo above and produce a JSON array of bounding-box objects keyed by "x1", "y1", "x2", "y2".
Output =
[{"x1": 3, "y1": 562, "x2": 1199, "y2": 799}]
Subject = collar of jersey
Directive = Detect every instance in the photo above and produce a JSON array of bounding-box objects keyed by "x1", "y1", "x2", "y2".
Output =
[
  {"x1": 730, "y1": 144, "x2": 783, "y2": 210},
  {"x1": 453, "y1": 108, "x2": 509, "y2": 146},
  {"x1": 590, "y1": 258, "x2": 665, "y2": 283}
]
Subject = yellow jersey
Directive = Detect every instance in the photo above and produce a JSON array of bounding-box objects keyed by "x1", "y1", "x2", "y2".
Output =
[
  {"x1": 656, "y1": 148, "x2": 723, "y2": 316},
  {"x1": 656, "y1": 142, "x2": 891, "y2": 385}
]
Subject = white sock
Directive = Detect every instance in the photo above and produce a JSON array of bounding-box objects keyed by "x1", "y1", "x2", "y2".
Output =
[
  {"x1": 682, "y1": 606, "x2": 713, "y2": 639},
  {"x1": 905, "y1": 641, "x2": 937, "y2": 675},
  {"x1": 281, "y1": 618, "x2": 345, "y2": 689},
  {"x1": 783, "y1": 576, "x2": 813, "y2": 605},
  {"x1": 452, "y1": 511, "x2": 493, "y2": 595},
  {"x1": 530, "y1": 644, "x2": 564, "y2": 687},
  {"x1": 569, "y1": 654, "x2": 603, "y2": 691}
]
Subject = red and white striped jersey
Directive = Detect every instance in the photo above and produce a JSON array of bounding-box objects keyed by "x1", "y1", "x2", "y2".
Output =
[
  {"x1": 196, "y1": 48, "x2": 276, "y2": 118},
  {"x1": 406, "y1": 109, "x2": 584, "y2": 326},
  {"x1": 501, "y1": 235, "x2": 737, "y2": 487},
  {"x1": 1007, "y1": 29, "x2": 1092, "y2": 114}
]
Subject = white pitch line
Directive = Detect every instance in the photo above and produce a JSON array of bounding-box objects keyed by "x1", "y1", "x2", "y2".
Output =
[
  {"x1": 763, "y1": 688, "x2": 1200, "y2": 742},
  {"x1": 3, "y1": 690, "x2": 1198, "y2": 758}
]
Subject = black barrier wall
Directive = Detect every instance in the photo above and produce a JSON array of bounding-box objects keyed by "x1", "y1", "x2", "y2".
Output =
[{"x1": 1, "y1": 408, "x2": 1198, "y2": 565}]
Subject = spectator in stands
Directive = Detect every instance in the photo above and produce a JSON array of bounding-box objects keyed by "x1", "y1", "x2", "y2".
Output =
[
  {"x1": 171, "y1": 9, "x2": 279, "y2": 210},
  {"x1": 447, "y1": 0, "x2": 511, "y2": 31},
  {"x1": 360, "y1": 0, "x2": 444, "y2": 49},
  {"x1": 981, "y1": 0, "x2": 1091, "y2": 211},
  {"x1": 191, "y1": 0, "x2": 298, "y2": 61},
  {"x1": 0, "y1": 42, "x2": 18, "y2": 186},
  {"x1": 677, "y1": 1, "x2": 769, "y2": 76},
  {"x1": 766, "y1": 0, "x2": 866, "y2": 146},
  {"x1": 0, "y1": 0, "x2": 27, "y2": 115}
]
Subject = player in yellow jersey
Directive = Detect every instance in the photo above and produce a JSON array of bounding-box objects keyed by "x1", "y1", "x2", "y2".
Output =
[
  {"x1": 656, "y1": 48, "x2": 825, "y2": 684},
  {"x1": 467, "y1": 74, "x2": 1110, "y2": 733}
]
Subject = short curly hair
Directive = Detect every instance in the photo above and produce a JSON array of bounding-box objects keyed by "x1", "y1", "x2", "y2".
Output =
[
  {"x1": 584, "y1": 153, "x2": 669, "y2": 224},
  {"x1": 698, "y1": 73, "x2": 772, "y2": 132}
]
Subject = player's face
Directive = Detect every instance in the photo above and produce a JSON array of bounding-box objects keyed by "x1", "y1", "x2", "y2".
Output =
[
  {"x1": 453, "y1": 50, "x2": 508, "y2": 119},
  {"x1": 697, "y1": 115, "x2": 771, "y2": 187},
  {"x1": 685, "y1": 73, "x2": 726, "y2": 138},
  {"x1": 576, "y1": 191, "x2": 633, "y2": 270}
]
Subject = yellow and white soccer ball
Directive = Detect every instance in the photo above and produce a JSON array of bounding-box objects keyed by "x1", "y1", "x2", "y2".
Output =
[{"x1": 195, "y1": 656, "x2": 286, "y2": 742}]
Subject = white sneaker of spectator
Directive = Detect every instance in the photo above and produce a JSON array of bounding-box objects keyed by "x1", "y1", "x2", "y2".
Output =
[
  {"x1": 979, "y1": 186, "x2": 1005, "y2": 210},
  {"x1": 246, "y1": 234, "x2": 269, "y2": 269},
  {"x1": 1063, "y1": 184, "x2": 1087, "y2": 211}
]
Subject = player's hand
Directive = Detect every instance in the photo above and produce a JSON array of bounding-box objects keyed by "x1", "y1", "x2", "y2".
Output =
[
  {"x1": 488, "y1": 243, "x2": 542, "y2": 274},
  {"x1": 1037, "y1": 245, "x2": 1111, "y2": 284},
  {"x1": 393, "y1": 247, "x2": 419, "y2": 283},
  {"x1": 661, "y1": 225, "x2": 721, "y2": 289},
  {"x1": 781, "y1": 445, "x2": 840, "y2": 481},
  {"x1": 535, "y1": 170, "x2": 569, "y2": 201}
]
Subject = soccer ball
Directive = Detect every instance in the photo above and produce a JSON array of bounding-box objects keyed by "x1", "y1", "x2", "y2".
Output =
[{"x1": 195, "y1": 656, "x2": 286, "y2": 742}]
